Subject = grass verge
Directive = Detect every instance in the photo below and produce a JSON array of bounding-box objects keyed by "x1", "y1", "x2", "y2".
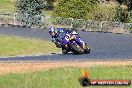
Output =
[
  {"x1": 0, "y1": 66, "x2": 131, "y2": 88},
  {"x1": 0, "y1": 35, "x2": 60, "y2": 56},
  {"x1": 0, "y1": 0, "x2": 15, "y2": 14}
]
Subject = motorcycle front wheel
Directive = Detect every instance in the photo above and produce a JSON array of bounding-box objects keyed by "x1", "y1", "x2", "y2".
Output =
[
  {"x1": 84, "y1": 48, "x2": 90, "y2": 54},
  {"x1": 83, "y1": 43, "x2": 90, "y2": 54},
  {"x1": 70, "y1": 43, "x2": 84, "y2": 54}
]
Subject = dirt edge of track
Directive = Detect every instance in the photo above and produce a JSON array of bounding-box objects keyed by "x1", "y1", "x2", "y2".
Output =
[{"x1": 0, "y1": 60, "x2": 132, "y2": 75}]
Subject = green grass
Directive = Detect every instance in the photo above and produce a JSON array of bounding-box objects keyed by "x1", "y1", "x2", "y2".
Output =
[
  {"x1": 0, "y1": 0, "x2": 15, "y2": 14},
  {"x1": 0, "y1": 35, "x2": 60, "y2": 56},
  {"x1": 0, "y1": 66, "x2": 131, "y2": 88}
]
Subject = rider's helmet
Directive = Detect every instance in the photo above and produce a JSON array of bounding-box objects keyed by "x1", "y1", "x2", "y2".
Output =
[
  {"x1": 49, "y1": 27, "x2": 56, "y2": 36},
  {"x1": 49, "y1": 27, "x2": 63, "y2": 37}
]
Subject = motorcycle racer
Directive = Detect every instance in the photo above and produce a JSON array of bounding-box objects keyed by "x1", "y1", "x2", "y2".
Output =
[
  {"x1": 48, "y1": 27, "x2": 89, "y2": 54},
  {"x1": 48, "y1": 27, "x2": 78, "y2": 48}
]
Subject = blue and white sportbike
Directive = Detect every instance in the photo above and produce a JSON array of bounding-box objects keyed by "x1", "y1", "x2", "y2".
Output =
[{"x1": 50, "y1": 31, "x2": 90, "y2": 54}]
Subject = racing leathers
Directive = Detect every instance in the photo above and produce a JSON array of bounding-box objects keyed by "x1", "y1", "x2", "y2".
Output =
[{"x1": 50, "y1": 28, "x2": 78, "y2": 48}]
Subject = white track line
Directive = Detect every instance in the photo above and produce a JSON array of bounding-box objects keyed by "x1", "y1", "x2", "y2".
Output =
[{"x1": 0, "y1": 52, "x2": 62, "y2": 58}]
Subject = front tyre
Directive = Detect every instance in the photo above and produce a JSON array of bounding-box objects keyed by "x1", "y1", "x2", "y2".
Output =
[
  {"x1": 84, "y1": 43, "x2": 90, "y2": 54},
  {"x1": 70, "y1": 43, "x2": 84, "y2": 54},
  {"x1": 84, "y1": 48, "x2": 90, "y2": 54}
]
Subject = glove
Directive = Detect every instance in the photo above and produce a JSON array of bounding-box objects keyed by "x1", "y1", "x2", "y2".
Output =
[
  {"x1": 55, "y1": 42, "x2": 61, "y2": 48},
  {"x1": 51, "y1": 38, "x2": 56, "y2": 43},
  {"x1": 55, "y1": 43, "x2": 61, "y2": 48}
]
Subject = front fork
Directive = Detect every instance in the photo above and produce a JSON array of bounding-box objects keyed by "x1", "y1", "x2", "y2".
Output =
[{"x1": 74, "y1": 38, "x2": 85, "y2": 49}]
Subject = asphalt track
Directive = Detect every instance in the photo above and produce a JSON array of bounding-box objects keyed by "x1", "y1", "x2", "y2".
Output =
[{"x1": 0, "y1": 26, "x2": 132, "y2": 61}]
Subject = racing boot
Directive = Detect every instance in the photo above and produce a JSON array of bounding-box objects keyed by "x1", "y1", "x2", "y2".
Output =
[{"x1": 62, "y1": 48, "x2": 68, "y2": 54}]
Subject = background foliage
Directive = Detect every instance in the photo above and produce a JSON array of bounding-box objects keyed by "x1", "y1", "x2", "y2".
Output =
[
  {"x1": 52, "y1": 0, "x2": 97, "y2": 20},
  {"x1": 86, "y1": 4, "x2": 116, "y2": 21},
  {"x1": 16, "y1": 0, "x2": 46, "y2": 27},
  {"x1": 52, "y1": 0, "x2": 131, "y2": 23},
  {"x1": 114, "y1": 5, "x2": 130, "y2": 23},
  {"x1": 117, "y1": 0, "x2": 132, "y2": 10},
  {"x1": 45, "y1": 0, "x2": 57, "y2": 10}
]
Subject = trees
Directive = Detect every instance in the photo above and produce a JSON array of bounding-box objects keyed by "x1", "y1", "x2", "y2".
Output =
[
  {"x1": 116, "y1": 0, "x2": 132, "y2": 10},
  {"x1": 53, "y1": 0, "x2": 97, "y2": 20},
  {"x1": 114, "y1": 5, "x2": 130, "y2": 22},
  {"x1": 16, "y1": 0, "x2": 46, "y2": 26},
  {"x1": 126, "y1": 0, "x2": 132, "y2": 10},
  {"x1": 45, "y1": 0, "x2": 57, "y2": 10},
  {"x1": 114, "y1": 0, "x2": 131, "y2": 22}
]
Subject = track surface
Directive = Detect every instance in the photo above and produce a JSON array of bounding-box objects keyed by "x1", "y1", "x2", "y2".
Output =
[{"x1": 0, "y1": 27, "x2": 132, "y2": 61}]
